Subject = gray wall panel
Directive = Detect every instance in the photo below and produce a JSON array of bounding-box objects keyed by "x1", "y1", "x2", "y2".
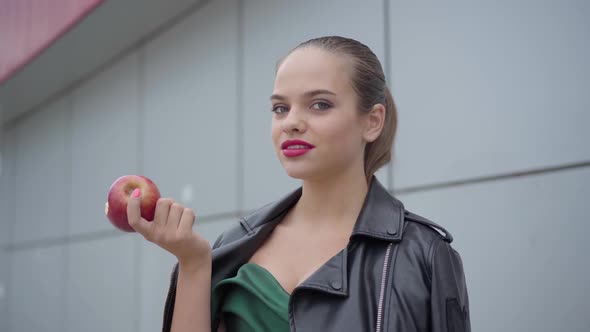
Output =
[
  {"x1": 0, "y1": 127, "x2": 16, "y2": 246},
  {"x1": 397, "y1": 168, "x2": 590, "y2": 332},
  {"x1": 13, "y1": 98, "x2": 69, "y2": 244},
  {"x1": 0, "y1": 127, "x2": 15, "y2": 332},
  {"x1": 66, "y1": 235, "x2": 136, "y2": 332},
  {"x1": 9, "y1": 246, "x2": 65, "y2": 332},
  {"x1": 143, "y1": 0, "x2": 239, "y2": 217},
  {"x1": 0, "y1": 249, "x2": 8, "y2": 332},
  {"x1": 69, "y1": 52, "x2": 140, "y2": 236},
  {"x1": 389, "y1": 1, "x2": 590, "y2": 188},
  {"x1": 243, "y1": 0, "x2": 388, "y2": 210}
]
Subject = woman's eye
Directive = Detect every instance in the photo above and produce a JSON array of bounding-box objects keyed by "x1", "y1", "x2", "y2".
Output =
[
  {"x1": 311, "y1": 101, "x2": 332, "y2": 111},
  {"x1": 271, "y1": 105, "x2": 289, "y2": 114}
]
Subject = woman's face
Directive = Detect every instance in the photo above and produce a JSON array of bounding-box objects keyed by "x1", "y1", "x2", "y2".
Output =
[{"x1": 271, "y1": 47, "x2": 369, "y2": 181}]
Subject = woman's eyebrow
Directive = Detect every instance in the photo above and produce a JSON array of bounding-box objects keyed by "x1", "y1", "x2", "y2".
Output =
[
  {"x1": 303, "y1": 89, "x2": 336, "y2": 98},
  {"x1": 270, "y1": 94, "x2": 286, "y2": 101},
  {"x1": 270, "y1": 89, "x2": 336, "y2": 101}
]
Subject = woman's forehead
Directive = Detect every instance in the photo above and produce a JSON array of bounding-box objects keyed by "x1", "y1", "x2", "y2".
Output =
[{"x1": 273, "y1": 48, "x2": 353, "y2": 96}]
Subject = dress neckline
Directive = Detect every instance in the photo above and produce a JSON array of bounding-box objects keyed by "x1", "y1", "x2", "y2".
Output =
[{"x1": 241, "y1": 263, "x2": 292, "y2": 296}]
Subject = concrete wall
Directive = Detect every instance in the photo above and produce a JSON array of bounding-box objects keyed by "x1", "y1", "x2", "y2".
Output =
[{"x1": 1, "y1": 0, "x2": 589, "y2": 331}]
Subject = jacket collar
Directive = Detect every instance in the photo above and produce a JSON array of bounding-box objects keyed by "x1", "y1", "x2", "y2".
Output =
[
  {"x1": 241, "y1": 176, "x2": 405, "y2": 242},
  {"x1": 240, "y1": 177, "x2": 405, "y2": 298},
  {"x1": 212, "y1": 177, "x2": 405, "y2": 300},
  {"x1": 351, "y1": 177, "x2": 405, "y2": 241}
]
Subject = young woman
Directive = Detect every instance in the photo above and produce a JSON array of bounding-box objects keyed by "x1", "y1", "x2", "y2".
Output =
[{"x1": 128, "y1": 36, "x2": 470, "y2": 332}]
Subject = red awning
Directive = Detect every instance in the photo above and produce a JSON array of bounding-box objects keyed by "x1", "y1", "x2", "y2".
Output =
[{"x1": 0, "y1": 0, "x2": 104, "y2": 84}]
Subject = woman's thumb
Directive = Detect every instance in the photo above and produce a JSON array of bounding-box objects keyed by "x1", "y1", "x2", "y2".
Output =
[{"x1": 127, "y1": 188, "x2": 149, "y2": 234}]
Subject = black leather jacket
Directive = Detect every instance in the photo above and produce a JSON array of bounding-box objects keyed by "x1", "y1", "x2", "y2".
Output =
[{"x1": 161, "y1": 178, "x2": 470, "y2": 332}]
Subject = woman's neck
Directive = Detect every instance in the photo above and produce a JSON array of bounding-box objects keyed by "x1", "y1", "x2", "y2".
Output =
[{"x1": 291, "y1": 167, "x2": 370, "y2": 230}]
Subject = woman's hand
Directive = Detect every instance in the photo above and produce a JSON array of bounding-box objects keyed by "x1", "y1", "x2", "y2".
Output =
[{"x1": 127, "y1": 188, "x2": 211, "y2": 271}]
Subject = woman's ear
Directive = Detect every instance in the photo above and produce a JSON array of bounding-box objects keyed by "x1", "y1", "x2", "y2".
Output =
[{"x1": 363, "y1": 104, "x2": 386, "y2": 142}]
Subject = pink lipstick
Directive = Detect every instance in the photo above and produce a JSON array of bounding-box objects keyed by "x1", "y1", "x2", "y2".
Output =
[{"x1": 281, "y1": 139, "x2": 315, "y2": 158}]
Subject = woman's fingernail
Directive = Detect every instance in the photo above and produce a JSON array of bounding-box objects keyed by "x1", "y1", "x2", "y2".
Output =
[{"x1": 132, "y1": 188, "x2": 141, "y2": 198}]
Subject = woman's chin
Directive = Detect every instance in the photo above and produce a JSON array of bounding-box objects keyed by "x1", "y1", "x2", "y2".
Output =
[
  {"x1": 282, "y1": 166, "x2": 313, "y2": 180},
  {"x1": 282, "y1": 165, "x2": 332, "y2": 182},
  {"x1": 283, "y1": 169, "x2": 306, "y2": 180}
]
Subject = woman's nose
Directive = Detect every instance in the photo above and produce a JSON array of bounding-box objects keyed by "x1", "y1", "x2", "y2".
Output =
[{"x1": 281, "y1": 108, "x2": 306, "y2": 133}]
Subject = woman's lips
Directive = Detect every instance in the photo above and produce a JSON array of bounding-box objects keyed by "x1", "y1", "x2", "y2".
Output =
[
  {"x1": 281, "y1": 139, "x2": 315, "y2": 158},
  {"x1": 283, "y1": 147, "x2": 312, "y2": 157}
]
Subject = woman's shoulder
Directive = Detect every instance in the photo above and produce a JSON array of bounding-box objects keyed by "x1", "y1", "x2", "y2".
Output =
[
  {"x1": 211, "y1": 219, "x2": 247, "y2": 250},
  {"x1": 213, "y1": 188, "x2": 303, "y2": 249},
  {"x1": 210, "y1": 205, "x2": 279, "y2": 250},
  {"x1": 402, "y1": 210, "x2": 454, "y2": 243},
  {"x1": 398, "y1": 210, "x2": 465, "y2": 276},
  {"x1": 393, "y1": 209, "x2": 456, "y2": 259}
]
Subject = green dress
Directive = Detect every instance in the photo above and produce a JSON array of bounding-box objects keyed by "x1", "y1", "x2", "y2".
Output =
[{"x1": 212, "y1": 263, "x2": 290, "y2": 331}]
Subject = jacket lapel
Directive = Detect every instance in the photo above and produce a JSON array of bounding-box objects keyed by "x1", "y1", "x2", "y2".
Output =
[
  {"x1": 211, "y1": 220, "x2": 278, "y2": 286},
  {"x1": 294, "y1": 178, "x2": 404, "y2": 297},
  {"x1": 210, "y1": 188, "x2": 302, "y2": 285},
  {"x1": 210, "y1": 177, "x2": 405, "y2": 298},
  {"x1": 295, "y1": 247, "x2": 348, "y2": 297}
]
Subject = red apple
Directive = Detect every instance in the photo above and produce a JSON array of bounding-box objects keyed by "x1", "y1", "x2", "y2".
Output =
[{"x1": 105, "y1": 175, "x2": 161, "y2": 232}]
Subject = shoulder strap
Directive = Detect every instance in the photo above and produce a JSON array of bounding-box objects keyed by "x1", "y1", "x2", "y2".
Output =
[{"x1": 403, "y1": 210, "x2": 453, "y2": 243}]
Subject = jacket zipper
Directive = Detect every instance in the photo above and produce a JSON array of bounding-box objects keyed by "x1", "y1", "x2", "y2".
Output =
[
  {"x1": 162, "y1": 264, "x2": 178, "y2": 332},
  {"x1": 375, "y1": 243, "x2": 393, "y2": 332}
]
